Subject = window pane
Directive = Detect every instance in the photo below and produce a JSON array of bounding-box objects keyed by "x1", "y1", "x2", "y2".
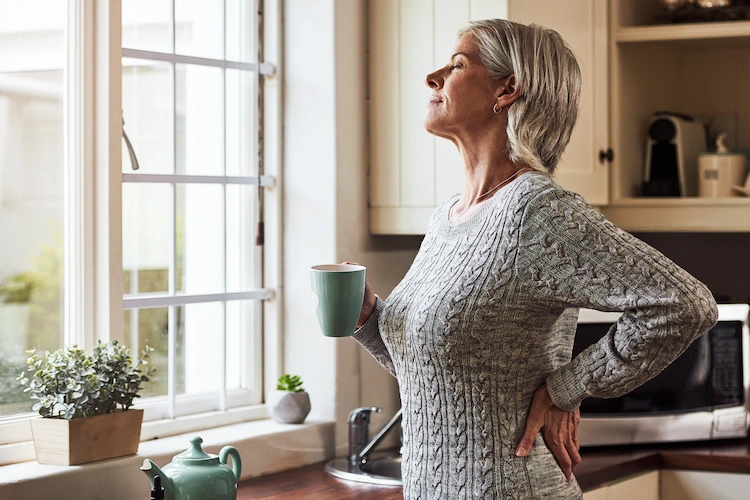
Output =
[
  {"x1": 124, "y1": 307, "x2": 170, "y2": 398},
  {"x1": 122, "y1": 0, "x2": 172, "y2": 53},
  {"x1": 177, "y1": 184, "x2": 224, "y2": 294},
  {"x1": 226, "y1": 300, "x2": 255, "y2": 391},
  {"x1": 226, "y1": 185, "x2": 256, "y2": 293},
  {"x1": 175, "y1": 0, "x2": 224, "y2": 60},
  {"x1": 176, "y1": 64, "x2": 224, "y2": 175},
  {"x1": 225, "y1": 0, "x2": 255, "y2": 63},
  {"x1": 180, "y1": 302, "x2": 224, "y2": 395},
  {"x1": 122, "y1": 59, "x2": 173, "y2": 174},
  {"x1": 225, "y1": 69, "x2": 256, "y2": 177},
  {"x1": 123, "y1": 183, "x2": 173, "y2": 295},
  {"x1": 0, "y1": 1, "x2": 65, "y2": 417}
]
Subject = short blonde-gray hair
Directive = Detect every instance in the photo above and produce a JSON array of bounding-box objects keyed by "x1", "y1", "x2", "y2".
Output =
[{"x1": 458, "y1": 19, "x2": 581, "y2": 175}]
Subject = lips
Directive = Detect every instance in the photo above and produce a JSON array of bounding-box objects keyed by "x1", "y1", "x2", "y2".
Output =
[{"x1": 428, "y1": 96, "x2": 443, "y2": 104}]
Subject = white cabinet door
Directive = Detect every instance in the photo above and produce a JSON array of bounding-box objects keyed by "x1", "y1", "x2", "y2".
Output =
[
  {"x1": 583, "y1": 471, "x2": 659, "y2": 500},
  {"x1": 369, "y1": 0, "x2": 509, "y2": 234},
  {"x1": 582, "y1": 485, "x2": 608, "y2": 500},
  {"x1": 507, "y1": 0, "x2": 610, "y2": 205},
  {"x1": 662, "y1": 470, "x2": 750, "y2": 500},
  {"x1": 607, "y1": 471, "x2": 659, "y2": 500}
]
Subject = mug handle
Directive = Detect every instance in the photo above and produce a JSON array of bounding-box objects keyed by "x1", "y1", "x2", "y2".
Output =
[{"x1": 219, "y1": 446, "x2": 242, "y2": 483}]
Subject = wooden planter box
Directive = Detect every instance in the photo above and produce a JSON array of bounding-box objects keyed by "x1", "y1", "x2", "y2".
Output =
[{"x1": 30, "y1": 409, "x2": 144, "y2": 465}]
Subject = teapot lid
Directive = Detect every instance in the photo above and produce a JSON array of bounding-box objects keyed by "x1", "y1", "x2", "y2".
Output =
[{"x1": 173, "y1": 436, "x2": 219, "y2": 465}]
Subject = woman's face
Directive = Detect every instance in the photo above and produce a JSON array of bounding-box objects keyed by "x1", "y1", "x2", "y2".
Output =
[{"x1": 424, "y1": 33, "x2": 504, "y2": 140}]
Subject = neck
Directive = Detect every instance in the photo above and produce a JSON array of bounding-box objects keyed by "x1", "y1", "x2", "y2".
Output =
[{"x1": 453, "y1": 128, "x2": 527, "y2": 204}]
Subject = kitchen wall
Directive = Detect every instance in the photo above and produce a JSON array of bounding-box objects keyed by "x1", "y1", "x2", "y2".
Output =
[
  {"x1": 283, "y1": 0, "x2": 418, "y2": 456},
  {"x1": 635, "y1": 232, "x2": 750, "y2": 305}
]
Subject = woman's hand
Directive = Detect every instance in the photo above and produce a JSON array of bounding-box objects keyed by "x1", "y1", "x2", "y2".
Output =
[
  {"x1": 343, "y1": 262, "x2": 376, "y2": 328},
  {"x1": 357, "y1": 279, "x2": 376, "y2": 328},
  {"x1": 515, "y1": 384, "x2": 581, "y2": 481}
]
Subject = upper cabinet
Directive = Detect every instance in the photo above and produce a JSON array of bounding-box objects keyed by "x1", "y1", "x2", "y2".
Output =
[
  {"x1": 602, "y1": 0, "x2": 750, "y2": 231},
  {"x1": 369, "y1": 0, "x2": 750, "y2": 234},
  {"x1": 508, "y1": 0, "x2": 610, "y2": 206},
  {"x1": 369, "y1": 0, "x2": 510, "y2": 235}
]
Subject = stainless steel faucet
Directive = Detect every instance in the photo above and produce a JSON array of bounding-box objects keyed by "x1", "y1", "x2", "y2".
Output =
[{"x1": 348, "y1": 407, "x2": 403, "y2": 466}]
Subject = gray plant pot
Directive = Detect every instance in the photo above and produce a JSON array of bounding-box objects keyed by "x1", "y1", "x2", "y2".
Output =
[{"x1": 268, "y1": 390, "x2": 311, "y2": 424}]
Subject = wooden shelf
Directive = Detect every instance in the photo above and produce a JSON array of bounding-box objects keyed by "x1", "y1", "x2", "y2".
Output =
[
  {"x1": 609, "y1": 197, "x2": 750, "y2": 207},
  {"x1": 616, "y1": 20, "x2": 750, "y2": 43},
  {"x1": 601, "y1": 199, "x2": 750, "y2": 232}
]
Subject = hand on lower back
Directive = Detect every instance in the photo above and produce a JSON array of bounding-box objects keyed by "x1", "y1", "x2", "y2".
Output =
[{"x1": 515, "y1": 384, "x2": 582, "y2": 481}]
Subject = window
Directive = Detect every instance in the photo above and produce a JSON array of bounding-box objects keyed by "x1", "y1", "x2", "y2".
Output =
[
  {"x1": 0, "y1": 0, "x2": 278, "y2": 465},
  {"x1": 0, "y1": 2, "x2": 66, "y2": 418},
  {"x1": 121, "y1": 0, "x2": 271, "y2": 421}
]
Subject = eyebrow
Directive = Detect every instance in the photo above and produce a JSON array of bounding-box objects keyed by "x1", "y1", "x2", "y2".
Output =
[{"x1": 451, "y1": 52, "x2": 469, "y2": 61}]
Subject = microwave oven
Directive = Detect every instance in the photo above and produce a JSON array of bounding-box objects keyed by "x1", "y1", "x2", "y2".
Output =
[{"x1": 574, "y1": 303, "x2": 750, "y2": 447}]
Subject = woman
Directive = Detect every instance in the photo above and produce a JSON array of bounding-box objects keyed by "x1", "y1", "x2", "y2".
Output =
[{"x1": 352, "y1": 19, "x2": 718, "y2": 499}]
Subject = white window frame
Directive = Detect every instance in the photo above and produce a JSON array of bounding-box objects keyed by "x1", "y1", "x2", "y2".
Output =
[
  {"x1": 120, "y1": 2, "x2": 272, "y2": 422},
  {"x1": 0, "y1": 0, "x2": 283, "y2": 465}
]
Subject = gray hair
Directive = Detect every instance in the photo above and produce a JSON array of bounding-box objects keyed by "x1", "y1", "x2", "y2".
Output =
[{"x1": 458, "y1": 19, "x2": 581, "y2": 175}]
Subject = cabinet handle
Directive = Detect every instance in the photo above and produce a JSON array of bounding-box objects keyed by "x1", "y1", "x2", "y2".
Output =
[{"x1": 598, "y1": 148, "x2": 614, "y2": 164}]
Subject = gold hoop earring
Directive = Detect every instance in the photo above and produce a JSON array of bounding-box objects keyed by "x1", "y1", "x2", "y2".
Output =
[{"x1": 493, "y1": 103, "x2": 502, "y2": 114}]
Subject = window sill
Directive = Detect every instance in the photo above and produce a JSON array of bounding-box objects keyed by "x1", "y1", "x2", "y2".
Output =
[{"x1": 0, "y1": 417, "x2": 335, "y2": 500}]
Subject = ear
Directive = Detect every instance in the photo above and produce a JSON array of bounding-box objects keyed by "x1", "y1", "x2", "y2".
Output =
[{"x1": 495, "y1": 74, "x2": 521, "y2": 110}]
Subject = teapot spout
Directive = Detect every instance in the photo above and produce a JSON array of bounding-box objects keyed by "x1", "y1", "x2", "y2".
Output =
[{"x1": 141, "y1": 459, "x2": 174, "y2": 500}]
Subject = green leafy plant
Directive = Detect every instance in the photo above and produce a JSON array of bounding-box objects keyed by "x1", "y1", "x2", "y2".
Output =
[
  {"x1": 0, "y1": 271, "x2": 38, "y2": 304},
  {"x1": 0, "y1": 350, "x2": 30, "y2": 406},
  {"x1": 17, "y1": 340, "x2": 155, "y2": 420},
  {"x1": 276, "y1": 374, "x2": 305, "y2": 393}
]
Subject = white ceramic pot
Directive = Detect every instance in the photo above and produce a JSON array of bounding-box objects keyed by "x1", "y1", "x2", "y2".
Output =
[{"x1": 268, "y1": 390, "x2": 311, "y2": 424}]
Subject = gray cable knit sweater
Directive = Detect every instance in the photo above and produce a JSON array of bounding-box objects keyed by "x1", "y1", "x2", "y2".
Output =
[{"x1": 353, "y1": 171, "x2": 718, "y2": 499}]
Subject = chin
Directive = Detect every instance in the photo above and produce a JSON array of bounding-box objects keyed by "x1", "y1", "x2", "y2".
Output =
[{"x1": 423, "y1": 118, "x2": 443, "y2": 137}]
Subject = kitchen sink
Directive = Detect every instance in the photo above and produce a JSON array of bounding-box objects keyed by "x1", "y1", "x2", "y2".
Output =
[
  {"x1": 325, "y1": 451, "x2": 402, "y2": 487},
  {"x1": 361, "y1": 455, "x2": 402, "y2": 478}
]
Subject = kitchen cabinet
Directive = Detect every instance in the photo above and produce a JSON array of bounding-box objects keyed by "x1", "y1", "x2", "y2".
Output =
[
  {"x1": 368, "y1": 0, "x2": 750, "y2": 234},
  {"x1": 369, "y1": 0, "x2": 509, "y2": 234},
  {"x1": 507, "y1": 0, "x2": 609, "y2": 206},
  {"x1": 600, "y1": 0, "x2": 750, "y2": 231},
  {"x1": 582, "y1": 471, "x2": 659, "y2": 500},
  {"x1": 661, "y1": 470, "x2": 750, "y2": 500}
]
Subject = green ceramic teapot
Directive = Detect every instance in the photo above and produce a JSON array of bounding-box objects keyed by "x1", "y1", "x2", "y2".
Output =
[{"x1": 141, "y1": 436, "x2": 242, "y2": 500}]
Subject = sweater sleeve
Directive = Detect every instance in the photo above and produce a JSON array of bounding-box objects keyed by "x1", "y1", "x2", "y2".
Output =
[
  {"x1": 515, "y1": 187, "x2": 719, "y2": 412},
  {"x1": 352, "y1": 296, "x2": 396, "y2": 377}
]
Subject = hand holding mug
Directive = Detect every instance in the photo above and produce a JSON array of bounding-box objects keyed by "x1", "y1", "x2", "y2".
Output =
[
  {"x1": 343, "y1": 262, "x2": 376, "y2": 327},
  {"x1": 310, "y1": 263, "x2": 366, "y2": 337}
]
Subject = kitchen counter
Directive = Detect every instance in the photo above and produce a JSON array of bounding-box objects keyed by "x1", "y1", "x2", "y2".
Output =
[{"x1": 237, "y1": 437, "x2": 750, "y2": 499}]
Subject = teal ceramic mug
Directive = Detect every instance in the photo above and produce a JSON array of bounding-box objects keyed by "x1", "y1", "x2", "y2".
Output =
[{"x1": 310, "y1": 264, "x2": 366, "y2": 338}]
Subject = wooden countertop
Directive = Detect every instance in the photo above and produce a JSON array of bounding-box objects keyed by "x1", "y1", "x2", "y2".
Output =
[{"x1": 237, "y1": 437, "x2": 750, "y2": 499}]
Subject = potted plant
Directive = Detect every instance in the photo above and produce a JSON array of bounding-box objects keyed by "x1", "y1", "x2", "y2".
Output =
[
  {"x1": 17, "y1": 340, "x2": 155, "y2": 465},
  {"x1": 267, "y1": 374, "x2": 311, "y2": 424}
]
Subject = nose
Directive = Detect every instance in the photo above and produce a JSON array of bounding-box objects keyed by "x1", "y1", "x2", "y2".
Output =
[{"x1": 425, "y1": 69, "x2": 443, "y2": 89}]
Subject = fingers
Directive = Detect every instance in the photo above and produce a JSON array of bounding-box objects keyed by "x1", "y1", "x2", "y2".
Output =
[
  {"x1": 516, "y1": 388, "x2": 549, "y2": 457},
  {"x1": 515, "y1": 422, "x2": 541, "y2": 458},
  {"x1": 356, "y1": 279, "x2": 376, "y2": 328},
  {"x1": 566, "y1": 439, "x2": 581, "y2": 476},
  {"x1": 547, "y1": 439, "x2": 574, "y2": 481},
  {"x1": 517, "y1": 386, "x2": 583, "y2": 482},
  {"x1": 539, "y1": 404, "x2": 581, "y2": 481}
]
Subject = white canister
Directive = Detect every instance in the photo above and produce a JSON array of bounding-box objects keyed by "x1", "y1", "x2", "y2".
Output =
[{"x1": 698, "y1": 154, "x2": 747, "y2": 198}]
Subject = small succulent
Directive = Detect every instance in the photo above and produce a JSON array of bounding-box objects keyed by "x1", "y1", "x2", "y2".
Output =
[
  {"x1": 276, "y1": 374, "x2": 305, "y2": 393},
  {"x1": 17, "y1": 340, "x2": 155, "y2": 420}
]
